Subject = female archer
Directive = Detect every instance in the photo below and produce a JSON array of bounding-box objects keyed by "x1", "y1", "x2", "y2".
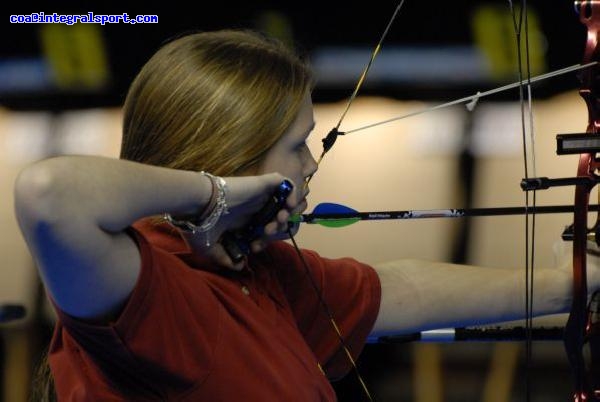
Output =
[{"x1": 14, "y1": 29, "x2": 600, "y2": 401}]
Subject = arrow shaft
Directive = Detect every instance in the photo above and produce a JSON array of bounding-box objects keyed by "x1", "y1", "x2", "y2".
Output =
[
  {"x1": 298, "y1": 204, "x2": 600, "y2": 223},
  {"x1": 374, "y1": 326, "x2": 564, "y2": 343}
]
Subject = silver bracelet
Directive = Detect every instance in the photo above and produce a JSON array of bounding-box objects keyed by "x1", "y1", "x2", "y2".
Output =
[
  {"x1": 164, "y1": 172, "x2": 229, "y2": 246},
  {"x1": 195, "y1": 173, "x2": 229, "y2": 233}
]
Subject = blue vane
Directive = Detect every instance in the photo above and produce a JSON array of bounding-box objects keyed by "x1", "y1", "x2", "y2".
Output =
[{"x1": 310, "y1": 202, "x2": 360, "y2": 227}]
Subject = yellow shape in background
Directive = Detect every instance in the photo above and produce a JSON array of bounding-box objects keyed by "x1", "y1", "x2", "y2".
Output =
[
  {"x1": 39, "y1": 23, "x2": 110, "y2": 91},
  {"x1": 472, "y1": 4, "x2": 547, "y2": 81}
]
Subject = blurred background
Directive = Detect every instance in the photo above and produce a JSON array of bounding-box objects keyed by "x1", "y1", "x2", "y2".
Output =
[{"x1": 0, "y1": 1, "x2": 593, "y2": 401}]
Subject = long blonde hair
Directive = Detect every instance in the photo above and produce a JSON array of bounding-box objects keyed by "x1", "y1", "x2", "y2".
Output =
[
  {"x1": 35, "y1": 29, "x2": 313, "y2": 401},
  {"x1": 120, "y1": 30, "x2": 313, "y2": 175}
]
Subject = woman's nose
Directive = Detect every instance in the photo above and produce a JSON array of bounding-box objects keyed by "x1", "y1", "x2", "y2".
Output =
[{"x1": 303, "y1": 149, "x2": 318, "y2": 178}]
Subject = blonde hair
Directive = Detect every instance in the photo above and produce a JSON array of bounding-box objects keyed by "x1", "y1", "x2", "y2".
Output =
[
  {"x1": 34, "y1": 31, "x2": 312, "y2": 401},
  {"x1": 120, "y1": 30, "x2": 313, "y2": 175}
]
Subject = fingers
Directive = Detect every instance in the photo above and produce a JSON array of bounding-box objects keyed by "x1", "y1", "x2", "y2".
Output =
[
  {"x1": 208, "y1": 244, "x2": 246, "y2": 271},
  {"x1": 286, "y1": 180, "x2": 301, "y2": 210},
  {"x1": 262, "y1": 173, "x2": 299, "y2": 210},
  {"x1": 263, "y1": 208, "x2": 290, "y2": 235},
  {"x1": 262, "y1": 198, "x2": 305, "y2": 238},
  {"x1": 182, "y1": 231, "x2": 245, "y2": 271},
  {"x1": 256, "y1": 173, "x2": 301, "y2": 238},
  {"x1": 183, "y1": 173, "x2": 303, "y2": 271}
]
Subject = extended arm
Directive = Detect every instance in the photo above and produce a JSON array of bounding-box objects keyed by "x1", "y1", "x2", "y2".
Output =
[{"x1": 370, "y1": 258, "x2": 576, "y2": 337}]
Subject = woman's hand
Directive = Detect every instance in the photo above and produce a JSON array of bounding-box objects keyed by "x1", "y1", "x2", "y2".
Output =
[{"x1": 180, "y1": 173, "x2": 300, "y2": 271}]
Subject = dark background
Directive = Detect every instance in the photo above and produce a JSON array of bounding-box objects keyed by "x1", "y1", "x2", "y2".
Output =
[
  {"x1": 0, "y1": 1, "x2": 588, "y2": 111},
  {"x1": 1, "y1": 2, "x2": 591, "y2": 401}
]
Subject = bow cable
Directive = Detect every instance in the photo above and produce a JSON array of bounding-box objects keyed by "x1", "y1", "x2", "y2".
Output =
[{"x1": 507, "y1": 1, "x2": 537, "y2": 401}]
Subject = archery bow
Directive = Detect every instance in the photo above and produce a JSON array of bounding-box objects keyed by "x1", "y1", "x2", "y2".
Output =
[
  {"x1": 291, "y1": 1, "x2": 534, "y2": 401},
  {"x1": 289, "y1": 1, "x2": 600, "y2": 401},
  {"x1": 570, "y1": 4, "x2": 600, "y2": 400},
  {"x1": 522, "y1": 1, "x2": 600, "y2": 400}
]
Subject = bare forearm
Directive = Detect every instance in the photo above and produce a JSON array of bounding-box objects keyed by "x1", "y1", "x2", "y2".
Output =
[
  {"x1": 16, "y1": 155, "x2": 210, "y2": 231},
  {"x1": 371, "y1": 259, "x2": 571, "y2": 336}
]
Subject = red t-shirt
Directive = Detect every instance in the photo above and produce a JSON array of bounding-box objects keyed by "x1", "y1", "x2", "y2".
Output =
[{"x1": 49, "y1": 219, "x2": 381, "y2": 401}]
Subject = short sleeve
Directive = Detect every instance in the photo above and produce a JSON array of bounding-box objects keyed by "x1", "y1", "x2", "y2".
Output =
[
  {"x1": 270, "y1": 242, "x2": 381, "y2": 379},
  {"x1": 50, "y1": 225, "x2": 220, "y2": 399}
]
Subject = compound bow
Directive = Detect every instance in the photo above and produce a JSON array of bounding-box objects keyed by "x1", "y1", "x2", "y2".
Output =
[{"x1": 292, "y1": 1, "x2": 600, "y2": 401}]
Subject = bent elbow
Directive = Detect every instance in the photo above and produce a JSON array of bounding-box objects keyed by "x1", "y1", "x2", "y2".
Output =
[{"x1": 14, "y1": 159, "x2": 67, "y2": 226}]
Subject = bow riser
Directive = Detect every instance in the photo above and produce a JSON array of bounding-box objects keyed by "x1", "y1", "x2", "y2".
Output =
[{"x1": 565, "y1": 2, "x2": 600, "y2": 401}]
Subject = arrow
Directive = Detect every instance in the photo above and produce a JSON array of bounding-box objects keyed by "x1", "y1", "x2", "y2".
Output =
[
  {"x1": 372, "y1": 326, "x2": 564, "y2": 343},
  {"x1": 289, "y1": 202, "x2": 600, "y2": 228}
]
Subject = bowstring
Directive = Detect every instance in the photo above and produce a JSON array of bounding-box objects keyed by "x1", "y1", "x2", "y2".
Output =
[
  {"x1": 289, "y1": 3, "x2": 408, "y2": 400},
  {"x1": 287, "y1": 229, "x2": 374, "y2": 401},
  {"x1": 304, "y1": 1, "x2": 407, "y2": 189},
  {"x1": 508, "y1": 1, "x2": 536, "y2": 401},
  {"x1": 294, "y1": 3, "x2": 540, "y2": 401},
  {"x1": 333, "y1": 1, "x2": 406, "y2": 133}
]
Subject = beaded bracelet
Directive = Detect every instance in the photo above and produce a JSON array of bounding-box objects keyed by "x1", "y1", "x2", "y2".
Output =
[{"x1": 164, "y1": 171, "x2": 229, "y2": 246}]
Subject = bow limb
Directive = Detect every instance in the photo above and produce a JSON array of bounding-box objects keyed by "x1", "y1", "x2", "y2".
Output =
[{"x1": 564, "y1": 1, "x2": 600, "y2": 400}]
